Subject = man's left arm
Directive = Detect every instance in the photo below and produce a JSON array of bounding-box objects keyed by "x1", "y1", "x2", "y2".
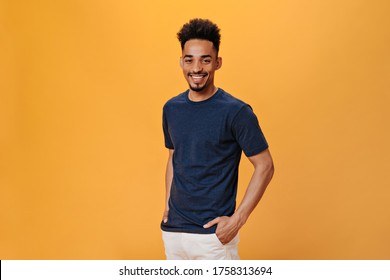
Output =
[{"x1": 203, "y1": 148, "x2": 274, "y2": 244}]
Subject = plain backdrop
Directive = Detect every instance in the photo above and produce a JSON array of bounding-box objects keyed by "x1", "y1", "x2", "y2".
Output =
[{"x1": 1, "y1": 0, "x2": 389, "y2": 259}]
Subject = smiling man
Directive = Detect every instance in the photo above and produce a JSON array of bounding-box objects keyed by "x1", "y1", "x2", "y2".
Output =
[{"x1": 161, "y1": 18, "x2": 274, "y2": 260}]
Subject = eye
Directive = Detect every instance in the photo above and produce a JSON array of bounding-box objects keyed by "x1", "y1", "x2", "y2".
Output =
[
  {"x1": 184, "y1": 59, "x2": 192, "y2": 63},
  {"x1": 202, "y1": 59, "x2": 211, "y2": 64}
]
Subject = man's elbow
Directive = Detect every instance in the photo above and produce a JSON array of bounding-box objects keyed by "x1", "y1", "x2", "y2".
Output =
[
  {"x1": 263, "y1": 158, "x2": 274, "y2": 180},
  {"x1": 258, "y1": 154, "x2": 274, "y2": 181},
  {"x1": 250, "y1": 149, "x2": 275, "y2": 180}
]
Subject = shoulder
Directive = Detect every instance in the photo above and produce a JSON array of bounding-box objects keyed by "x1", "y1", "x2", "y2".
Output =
[
  {"x1": 217, "y1": 88, "x2": 252, "y2": 115},
  {"x1": 218, "y1": 88, "x2": 248, "y2": 106},
  {"x1": 163, "y1": 91, "x2": 187, "y2": 111},
  {"x1": 164, "y1": 91, "x2": 187, "y2": 108}
]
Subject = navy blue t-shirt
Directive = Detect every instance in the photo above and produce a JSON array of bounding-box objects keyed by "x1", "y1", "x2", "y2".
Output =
[{"x1": 161, "y1": 88, "x2": 268, "y2": 234}]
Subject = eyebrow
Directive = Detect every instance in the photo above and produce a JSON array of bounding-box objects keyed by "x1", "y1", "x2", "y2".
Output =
[{"x1": 183, "y1": 55, "x2": 212, "y2": 58}]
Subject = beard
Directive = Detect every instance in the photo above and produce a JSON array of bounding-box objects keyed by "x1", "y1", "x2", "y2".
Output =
[{"x1": 189, "y1": 84, "x2": 206, "y2": 92}]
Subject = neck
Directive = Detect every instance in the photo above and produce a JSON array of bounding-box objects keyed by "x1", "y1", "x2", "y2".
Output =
[{"x1": 188, "y1": 86, "x2": 218, "y2": 102}]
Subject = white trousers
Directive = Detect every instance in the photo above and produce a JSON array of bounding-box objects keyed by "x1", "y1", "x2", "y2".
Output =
[{"x1": 162, "y1": 231, "x2": 240, "y2": 260}]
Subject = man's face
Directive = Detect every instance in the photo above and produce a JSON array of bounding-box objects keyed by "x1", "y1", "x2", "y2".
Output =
[{"x1": 180, "y1": 39, "x2": 222, "y2": 93}]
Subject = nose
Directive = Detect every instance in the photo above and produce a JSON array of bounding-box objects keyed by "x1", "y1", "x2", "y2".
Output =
[{"x1": 193, "y1": 61, "x2": 203, "y2": 73}]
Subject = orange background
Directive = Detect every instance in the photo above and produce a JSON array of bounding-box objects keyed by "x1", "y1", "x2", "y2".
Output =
[{"x1": 1, "y1": 0, "x2": 389, "y2": 259}]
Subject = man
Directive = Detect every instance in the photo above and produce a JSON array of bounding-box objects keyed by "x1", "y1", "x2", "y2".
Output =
[{"x1": 161, "y1": 18, "x2": 274, "y2": 260}]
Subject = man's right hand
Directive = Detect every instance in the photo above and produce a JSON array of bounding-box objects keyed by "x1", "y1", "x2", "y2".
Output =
[{"x1": 162, "y1": 210, "x2": 169, "y2": 223}]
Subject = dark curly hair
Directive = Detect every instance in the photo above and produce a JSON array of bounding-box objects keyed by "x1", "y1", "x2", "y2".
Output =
[{"x1": 177, "y1": 18, "x2": 221, "y2": 53}]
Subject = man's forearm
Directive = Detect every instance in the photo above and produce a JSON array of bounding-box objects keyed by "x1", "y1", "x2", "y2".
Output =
[
  {"x1": 233, "y1": 163, "x2": 274, "y2": 227},
  {"x1": 233, "y1": 150, "x2": 274, "y2": 227}
]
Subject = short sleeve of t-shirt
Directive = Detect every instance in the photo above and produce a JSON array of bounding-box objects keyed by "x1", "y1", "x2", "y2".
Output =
[
  {"x1": 232, "y1": 105, "x2": 269, "y2": 157},
  {"x1": 163, "y1": 109, "x2": 174, "y2": 149}
]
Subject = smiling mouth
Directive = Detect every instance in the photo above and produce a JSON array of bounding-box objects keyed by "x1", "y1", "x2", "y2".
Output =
[{"x1": 189, "y1": 73, "x2": 207, "y2": 82}]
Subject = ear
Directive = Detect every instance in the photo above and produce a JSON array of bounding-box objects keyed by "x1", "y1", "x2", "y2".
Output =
[
  {"x1": 179, "y1": 57, "x2": 183, "y2": 69},
  {"x1": 216, "y1": 57, "x2": 222, "y2": 70}
]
